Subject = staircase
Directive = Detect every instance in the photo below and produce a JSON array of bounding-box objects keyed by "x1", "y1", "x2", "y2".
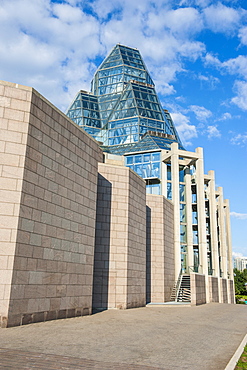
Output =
[
  {"x1": 170, "y1": 273, "x2": 191, "y2": 303},
  {"x1": 177, "y1": 275, "x2": 191, "y2": 302}
]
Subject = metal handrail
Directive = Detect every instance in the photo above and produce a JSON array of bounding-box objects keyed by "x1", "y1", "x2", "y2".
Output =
[{"x1": 175, "y1": 268, "x2": 183, "y2": 301}]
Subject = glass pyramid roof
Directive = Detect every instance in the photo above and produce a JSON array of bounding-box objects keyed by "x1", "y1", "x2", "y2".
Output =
[{"x1": 66, "y1": 44, "x2": 184, "y2": 153}]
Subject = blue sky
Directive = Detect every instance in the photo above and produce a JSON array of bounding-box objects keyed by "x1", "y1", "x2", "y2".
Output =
[{"x1": 0, "y1": 0, "x2": 246, "y2": 257}]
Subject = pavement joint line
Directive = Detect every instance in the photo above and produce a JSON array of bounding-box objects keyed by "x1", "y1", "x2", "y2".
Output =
[{"x1": 224, "y1": 333, "x2": 247, "y2": 370}]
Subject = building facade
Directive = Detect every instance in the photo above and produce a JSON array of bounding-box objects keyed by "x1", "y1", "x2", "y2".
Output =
[
  {"x1": 234, "y1": 257, "x2": 247, "y2": 271},
  {"x1": 0, "y1": 45, "x2": 235, "y2": 327}
]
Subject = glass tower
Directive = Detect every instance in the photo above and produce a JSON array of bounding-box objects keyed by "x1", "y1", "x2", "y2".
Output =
[{"x1": 66, "y1": 44, "x2": 183, "y2": 154}]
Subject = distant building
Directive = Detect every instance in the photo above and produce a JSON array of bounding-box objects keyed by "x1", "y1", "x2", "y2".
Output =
[
  {"x1": 234, "y1": 257, "x2": 247, "y2": 271},
  {"x1": 0, "y1": 45, "x2": 235, "y2": 328}
]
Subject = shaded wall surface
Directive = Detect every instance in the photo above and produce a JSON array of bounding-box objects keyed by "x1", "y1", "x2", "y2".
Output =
[
  {"x1": 228, "y1": 280, "x2": 235, "y2": 304},
  {"x1": 93, "y1": 164, "x2": 146, "y2": 310},
  {"x1": 146, "y1": 195, "x2": 174, "y2": 303},
  {"x1": 0, "y1": 81, "x2": 102, "y2": 327},
  {"x1": 221, "y1": 278, "x2": 228, "y2": 304},
  {"x1": 208, "y1": 276, "x2": 219, "y2": 303},
  {"x1": 191, "y1": 273, "x2": 206, "y2": 305}
]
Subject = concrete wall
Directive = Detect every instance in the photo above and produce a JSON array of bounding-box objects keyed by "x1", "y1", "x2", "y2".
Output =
[
  {"x1": 146, "y1": 195, "x2": 174, "y2": 303},
  {"x1": 228, "y1": 279, "x2": 235, "y2": 304},
  {"x1": 93, "y1": 164, "x2": 146, "y2": 311},
  {"x1": 0, "y1": 81, "x2": 31, "y2": 327},
  {"x1": 191, "y1": 273, "x2": 206, "y2": 305},
  {"x1": 208, "y1": 276, "x2": 219, "y2": 303},
  {"x1": 221, "y1": 278, "x2": 228, "y2": 303},
  {"x1": 0, "y1": 81, "x2": 103, "y2": 327}
]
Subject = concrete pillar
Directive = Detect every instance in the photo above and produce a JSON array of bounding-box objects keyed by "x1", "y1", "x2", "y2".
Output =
[
  {"x1": 185, "y1": 169, "x2": 193, "y2": 271},
  {"x1": 218, "y1": 187, "x2": 227, "y2": 279},
  {"x1": 171, "y1": 143, "x2": 180, "y2": 280},
  {"x1": 208, "y1": 171, "x2": 219, "y2": 278},
  {"x1": 195, "y1": 147, "x2": 209, "y2": 302},
  {"x1": 224, "y1": 199, "x2": 234, "y2": 280}
]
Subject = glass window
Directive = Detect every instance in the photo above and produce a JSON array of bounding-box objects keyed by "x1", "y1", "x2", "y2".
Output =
[
  {"x1": 151, "y1": 162, "x2": 160, "y2": 178},
  {"x1": 192, "y1": 211, "x2": 198, "y2": 224},
  {"x1": 179, "y1": 184, "x2": 185, "y2": 202},
  {"x1": 152, "y1": 153, "x2": 160, "y2": 162},
  {"x1": 126, "y1": 156, "x2": 133, "y2": 165},
  {"x1": 134, "y1": 164, "x2": 143, "y2": 177},
  {"x1": 179, "y1": 167, "x2": 184, "y2": 182},
  {"x1": 167, "y1": 182, "x2": 172, "y2": 200},
  {"x1": 167, "y1": 165, "x2": 171, "y2": 181},
  {"x1": 180, "y1": 204, "x2": 186, "y2": 223},
  {"x1": 143, "y1": 153, "x2": 150, "y2": 162},
  {"x1": 193, "y1": 230, "x2": 198, "y2": 245},
  {"x1": 134, "y1": 155, "x2": 142, "y2": 163},
  {"x1": 180, "y1": 225, "x2": 187, "y2": 244}
]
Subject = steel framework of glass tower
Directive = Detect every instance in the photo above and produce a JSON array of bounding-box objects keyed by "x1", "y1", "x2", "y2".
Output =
[{"x1": 66, "y1": 44, "x2": 183, "y2": 154}]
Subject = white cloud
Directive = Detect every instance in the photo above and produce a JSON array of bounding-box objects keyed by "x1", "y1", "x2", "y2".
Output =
[
  {"x1": 231, "y1": 80, "x2": 247, "y2": 111},
  {"x1": 217, "y1": 112, "x2": 232, "y2": 121},
  {"x1": 162, "y1": 7, "x2": 203, "y2": 37},
  {"x1": 230, "y1": 212, "x2": 247, "y2": 220},
  {"x1": 230, "y1": 132, "x2": 247, "y2": 145},
  {"x1": 239, "y1": 26, "x2": 247, "y2": 45},
  {"x1": 198, "y1": 74, "x2": 220, "y2": 89},
  {"x1": 232, "y1": 251, "x2": 243, "y2": 258},
  {"x1": 204, "y1": 53, "x2": 222, "y2": 68},
  {"x1": 189, "y1": 105, "x2": 212, "y2": 122},
  {"x1": 223, "y1": 55, "x2": 247, "y2": 79},
  {"x1": 207, "y1": 125, "x2": 221, "y2": 138},
  {"x1": 203, "y1": 3, "x2": 241, "y2": 34},
  {"x1": 170, "y1": 112, "x2": 197, "y2": 146}
]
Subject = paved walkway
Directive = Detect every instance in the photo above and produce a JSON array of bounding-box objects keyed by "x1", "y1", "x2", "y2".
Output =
[{"x1": 0, "y1": 303, "x2": 246, "y2": 369}]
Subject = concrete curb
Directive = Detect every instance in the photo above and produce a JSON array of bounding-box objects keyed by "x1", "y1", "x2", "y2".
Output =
[{"x1": 225, "y1": 333, "x2": 247, "y2": 370}]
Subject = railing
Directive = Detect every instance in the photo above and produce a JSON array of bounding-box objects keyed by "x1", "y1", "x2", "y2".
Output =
[
  {"x1": 170, "y1": 268, "x2": 183, "y2": 302},
  {"x1": 188, "y1": 265, "x2": 203, "y2": 274}
]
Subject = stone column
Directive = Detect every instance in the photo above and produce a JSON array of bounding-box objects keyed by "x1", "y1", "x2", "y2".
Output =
[
  {"x1": 185, "y1": 169, "x2": 193, "y2": 271},
  {"x1": 208, "y1": 171, "x2": 219, "y2": 278},
  {"x1": 195, "y1": 147, "x2": 209, "y2": 302},
  {"x1": 224, "y1": 199, "x2": 234, "y2": 280},
  {"x1": 171, "y1": 143, "x2": 180, "y2": 280},
  {"x1": 218, "y1": 187, "x2": 227, "y2": 279}
]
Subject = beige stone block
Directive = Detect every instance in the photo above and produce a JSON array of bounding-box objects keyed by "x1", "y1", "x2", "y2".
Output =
[
  {"x1": 0, "y1": 153, "x2": 21, "y2": 167},
  {"x1": 0, "y1": 177, "x2": 18, "y2": 191},
  {"x1": 2, "y1": 165, "x2": 24, "y2": 179},
  {"x1": 0, "y1": 96, "x2": 11, "y2": 107},
  {"x1": 8, "y1": 120, "x2": 29, "y2": 133},
  {"x1": 0, "y1": 285, "x2": 5, "y2": 300},
  {"x1": 4, "y1": 108, "x2": 24, "y2": 122},
  {"x1": 4, "y1": 86, "x2": 30, "y2": 100},
  {"x1": 10, "y1": 99, "x2": 30, "y2": 112},
  {"x1": 5, "y1": 142, "x2": 26, "y2": 156},
  {"x1": 0, "y1": 269, "x2": 13, "y2": 285},
  {"x1": 0, "y1": 215, "x2": 19, "y2": 229},
  {"x1": 0, "y1": 203, "x2": 15, "y2": 216}
]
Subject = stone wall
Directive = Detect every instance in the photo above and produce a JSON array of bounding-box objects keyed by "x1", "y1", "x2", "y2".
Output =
[
  {"x1": 0, "y1": 81, "x2": 31, "y2": 327},
  {"x1": 228, "y1": 279, "x2": 235, "y2": 304},
  {"x1": 221, "y1": 278, "x2": 228, "y2": 303},
  {"x1": 190, "y1": 273, "x2": 206, "y2": 305},
  {"x1": 93, "y1": 164, "x2": 146, "y2": 310},
  {"x1": 0, "y1": 81, "x2": 102, "y2": 327},
  {"x1": 146, "y1": 195, "x2": 174, "y2": 303},
  {"x1": 208, "y1": 276, "x2": 219, "y2": 303}
]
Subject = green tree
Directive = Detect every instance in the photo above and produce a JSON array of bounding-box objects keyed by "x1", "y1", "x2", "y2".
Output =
[{"x1": 234, "y1": 268, "x2": 247, "y2": 295}]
